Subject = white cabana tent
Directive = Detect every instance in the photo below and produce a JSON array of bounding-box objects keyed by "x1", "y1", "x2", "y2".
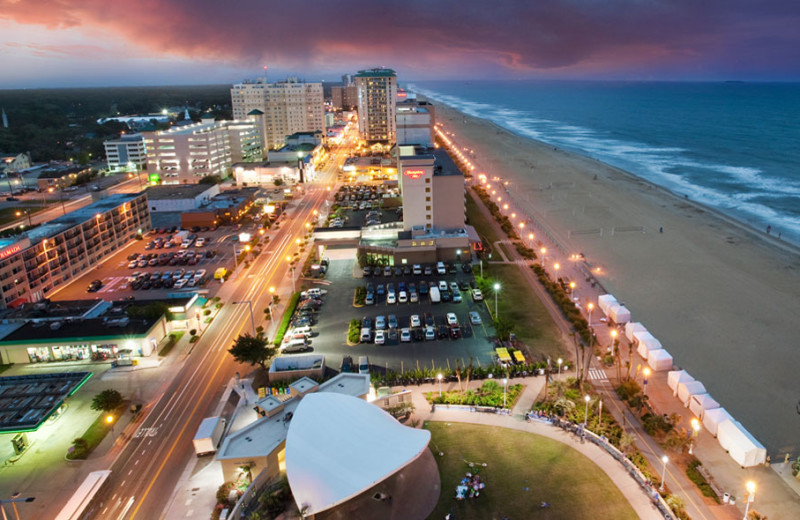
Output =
[
  {"x1": 635, "y1": 331, "x2": 663, "y2": 359},
  {"x1": 688, "y1": 393, "x2": 720, "y2": 420},
  {"x1": 717, "y1": 420, "x2": 767, "y2": 467},
  {"x1": 625, "y1": 322, "x2": 647, "y2": 342},
  {"x1": 608, "y1": 304, "x2": 631, "y2": 324},
  {"x1": 703, "y1": 407, "x2": 734, "y2": 437},
  {"x1": 597, "y1": 294, "x2": 618, "y2": 316},
  {"x1": 668, "y1": 370, "x2": 694, "y2": 395},
  {"x1": 647, "y1": 349, "x2": 673, "y2": 372},
  {"x1": 677, "y1": 380, "x2": 707, "y2": 406}
]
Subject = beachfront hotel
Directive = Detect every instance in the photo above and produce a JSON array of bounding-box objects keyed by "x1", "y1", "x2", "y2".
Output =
[
  {"x1": 230, "y1": 77, "x2": 325, "y2": 150},
  {"x1": 142, "y1": 117, "x2": 262, "y2": 184},
  {"x1": 0, "y1": 193, "x2": 150, "y2": 309},
  {"x1": 355, "y1": 68, "x2": 398, "y2": 144}
]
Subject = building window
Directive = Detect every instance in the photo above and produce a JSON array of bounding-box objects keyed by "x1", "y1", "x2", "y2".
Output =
[
  {"x1": 426, "y1": 214, "x2": 431, "y2": 220},
  {"x1": 425, "y1": 187, "x2": 431, "y2": 193},
  {"x1": 425, "y1": 178, "x2": 430, "y2": 184},
  {"x1": 425, "y1": 197, "x2": 431, "y2": 201},
  {"x1": 426, "y1": 206, "x2": 431, "y2": 211},
  {"x1": 412, "y1": 242, "x2": 417, "y2": 246}
]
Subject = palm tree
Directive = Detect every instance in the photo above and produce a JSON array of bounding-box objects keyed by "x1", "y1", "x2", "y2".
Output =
[{"x1": 554, "y1": 397, "x2": 576, "y2": 416}]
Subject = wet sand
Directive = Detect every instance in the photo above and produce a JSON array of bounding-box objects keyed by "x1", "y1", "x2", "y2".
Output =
[{"x1": 436, "y1": 103, "x2": 800, "y2": 456}]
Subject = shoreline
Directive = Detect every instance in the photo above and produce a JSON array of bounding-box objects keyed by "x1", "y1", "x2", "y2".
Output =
[{"x1": 431, "y1": 101, "x2": 800, "y2": 457}]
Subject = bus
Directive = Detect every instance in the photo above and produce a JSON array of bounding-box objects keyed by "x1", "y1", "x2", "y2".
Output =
[{"x1": 54, "y1": 470, "x2": 112, "y2": 520}]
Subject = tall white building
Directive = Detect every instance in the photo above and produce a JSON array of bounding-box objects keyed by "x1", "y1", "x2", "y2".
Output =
[
  {"x1": 355, "y1": 68, "x2": 397, "y2": 144},
  {"x1": 231, "y1": 77, "x2": 325, "y2": 150},
  {"x1": 103, "y1": 133, "x2": 147, "y2": 172},
  {"x1": 142, "y1": 118, "x2": 262, "y2": 184},
  {"x1": 396, "y1": 99, "x2": 435, "y2": 147}
]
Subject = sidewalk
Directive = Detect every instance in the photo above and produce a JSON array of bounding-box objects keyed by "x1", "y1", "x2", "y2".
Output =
[{"x1": 408, "y1": 375, "x2": 662, "y2": 519}]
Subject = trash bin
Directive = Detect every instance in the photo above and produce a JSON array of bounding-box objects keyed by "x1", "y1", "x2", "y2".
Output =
[{"x1": 722, "y1": 492, "x2": 730, "y2": 504}]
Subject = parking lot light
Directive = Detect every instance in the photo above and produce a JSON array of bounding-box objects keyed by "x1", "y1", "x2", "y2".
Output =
[
  {"x1": 437, "y1": 373, "x2": 443, "y2": 397},
  {"x1": 493, "y1": 283, "x2": 501, "y2": 318}
]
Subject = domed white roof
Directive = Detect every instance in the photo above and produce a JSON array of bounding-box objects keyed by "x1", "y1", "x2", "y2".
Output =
[{"x1": 285, "y1": 392, "x2": 430, "y2": 515}]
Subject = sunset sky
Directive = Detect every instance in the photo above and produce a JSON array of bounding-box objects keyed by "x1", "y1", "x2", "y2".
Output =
[{"x1": 1, "y1": 0, "x2": 798, "y2": 88}]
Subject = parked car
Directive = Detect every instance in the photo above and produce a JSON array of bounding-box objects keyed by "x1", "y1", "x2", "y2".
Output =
[
  {"x1": 469, "y1": 311, "x2": 482, "y2": 325},
  {"x1": 400, "y1": 328, "x2": 411, "y2": 343},
  {"x1": 446, "y1": 312, "x2": 458, "y2": 326},
  {"x1": 472, "y1": 289, "x2": 484, "y2": 301},
  {"x1": 341, "y1": 356, "x2": 353, "y2": 373},
  {"x1": 374, "y1": 330, "x2": 386, "y2": 345},
  {"x1": 425, "y1": 326, "x2": 436, "y2": 341},
  {"x1": 410, "y1": 314, "x2": 421, "y2": 328}
]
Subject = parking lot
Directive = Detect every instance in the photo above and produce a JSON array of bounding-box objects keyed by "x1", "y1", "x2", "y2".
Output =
[
  {"x1": 282, "y1": 257, "x2": 496, "y2": 374},
  {"x1": 51, "y1": 226, "x2": 243, "y2": 301}
]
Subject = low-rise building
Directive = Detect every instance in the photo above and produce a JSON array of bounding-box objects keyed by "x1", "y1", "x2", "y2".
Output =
[
  {"x1": 36, "y1": 165, "x2": 92, "y2": 190},
  {"x1": 180, "y1": 187, "x2": 258, "y2": 228},
  {"x1": 0, "y1": 193, "x2": 150, "y2": 308},
  {"x1": 103, "y1": 133, "x2": 147, "y2": 172},
  {"x1": 145, "y1": 184, "x2": 220, "y2": 213},
  {"x1": 1, "y1": 152, "x2": 32, "y2": 176}
]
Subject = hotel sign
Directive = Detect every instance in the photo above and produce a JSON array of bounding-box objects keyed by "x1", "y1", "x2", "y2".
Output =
[
  {"x1": 403, "y1": 169, "x2": 425, "y2": 180},
  {"x1": 0, "y1": 244, "x2": 21, "y2": 260}
]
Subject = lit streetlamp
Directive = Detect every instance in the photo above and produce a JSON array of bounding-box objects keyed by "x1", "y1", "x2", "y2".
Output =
[
  {"x1": 659, "y1": 455, "x2": 669, "y2": 492},
  {"x1": 493, "y1": 283, "x2": 501, "y2": 318},
  {"x1": 557, "y1": 357, "x2": 563, "y2": 376},
  {"x1": 569, "y1": 281, "x2": 576, "y2": 299},
  {"x1": 587, "y1": 302, "x2": 594, "y2": 325},
  {"x1": 286, "y1": 256, "x2": 297, "y2": 293},
  {"x1": 689, "y1": 418, "x2": 700, "y2": 455},
  {"x1": 106, "y1": 414, "x2": 116, "y2": 440},
  {"x1": 553, "y1": 262, "x2": 560, "y2": 278},
  {"x1": 583, "y1": 394, "x2": 591, "y2": 427},
  {"x1": 643, "y1": 367, "x2": 651, "y2": 396},
  {"x1": 743, "y1": 481, "x2": 756, "y2": 520},
  {"x1": 1, "y1": 493, "x2": 35, "y2": 520},
  {"x1": 15, "y1": 209, "x2": 32, "y2": 227},
  {"x1": 437, "y1": 373, "x2": 443, "y2": 397},
  {"x1": 540, "y1": 247, "x2": 547, "y2": 267}
]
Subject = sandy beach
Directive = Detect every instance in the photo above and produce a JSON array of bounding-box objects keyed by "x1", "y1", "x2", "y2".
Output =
[{"x1": 435, "y1": 103, "x2": 800, "y2": 457}]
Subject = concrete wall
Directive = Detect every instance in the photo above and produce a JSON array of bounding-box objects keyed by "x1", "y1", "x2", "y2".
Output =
[{"x1": 432, "y1": 174, "x2": 466, "y2": 229}]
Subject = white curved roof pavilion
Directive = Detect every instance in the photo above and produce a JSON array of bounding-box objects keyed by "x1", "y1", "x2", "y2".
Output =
[{"x1": 285, "y1": 392, "x2": 431, "y2": 516}]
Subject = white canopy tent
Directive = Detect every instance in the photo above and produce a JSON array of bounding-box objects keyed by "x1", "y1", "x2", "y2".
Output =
[
  {"x1": 703, "y1": 407, "x2": 734, "y2": 437},
  {"x1": 668, "y1": 370, "x2": 694, "y2": 395},
  {"x1": 688, "y1": 393, "x2": 720, "y2": 420},
  {"x1": 625, "y1": 322, "x2": 647, "y2": 342},
  {"x1": 597, "y1": 294, "x2": 618, "y2": 316},
  {"x1": 677, "y1": 380, "x2": 707, "y2": 406},
  {"x1": 717, "y1": 420, "x2": 767, "y2": 467},
  {"x1": 635, "y1": 331, "x2": 663, "y2": 359},
  {"x1": 285, "y1": 392, "x2": 431, "y2": 516},
  {"x1": 647, "y1": 349, "x2": 673, "y2": 372},
  {"x1": 608, "y1": 304, "x2": 631, "y2": 324}
]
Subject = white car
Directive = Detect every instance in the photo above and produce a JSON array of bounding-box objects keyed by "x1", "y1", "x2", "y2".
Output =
[
  {"x1": 449, "y1": 281, "x2": 459, "y2": 292},
  {"x1": 195, "y1": 238, "x2": 206, "y2": 247},
  {"x1": 446, "y1": 312, "x2": 458, "y2": 326},
  {"x1": 387, "y1": 292, "x2": 396, "y2": 304},
  {"x1": 412, "y1": 264, "x2": 422, "y2": 275},
  {"x1": 410, "y1": 291, "x2": 419, "y2": 303},
  {"x1": 469, "y1": 311, "x2": 482, "y2": 325},
  {"x1": 375, "y1": 315, "x2": 386, "y2": 330},
  {"x1": 127, "y1": 260, "x2": 138, "y2": 269},
  {"x1": 410, "y1": 314, "x2": 421, "y2": 328},
  {"x1": 472, "y1": 289, "x2": 484, "y2": 301},
  {"x1": 398, "y1": 291, "x2": 408, "y2": 303},
  {"x1": 173, "y1": 278, "x2": 187, "y2": 289},
  {"x1": 400, "y1": 328, "x2": 411, "y2": 342},
  {"x1": 425, "y1": 326, "x2": 436, "y2": 341},
  {"x1": 194, "y1": 269, "x2": 206, "y2": 279},
  {"x1": 438, "y1": 280, "x2": 448, "y2": 292},
  {"x1": 374, "y1": 330, "x2": 386, "y2": 345}
]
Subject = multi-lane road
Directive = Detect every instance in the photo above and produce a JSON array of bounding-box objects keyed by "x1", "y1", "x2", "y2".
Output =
[{"x1": 89, "y1": 159, "x2": 341, "y2": 519}]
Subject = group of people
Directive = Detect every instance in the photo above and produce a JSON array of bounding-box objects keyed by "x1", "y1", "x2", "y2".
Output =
[{"x1": 455, "y1": 472, "x2": 486, "y2": 500}]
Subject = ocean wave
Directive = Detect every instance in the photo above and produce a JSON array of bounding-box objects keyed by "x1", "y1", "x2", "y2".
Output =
[{"x1": 409, "y1": 84, "x2": 800, "y2": 239}]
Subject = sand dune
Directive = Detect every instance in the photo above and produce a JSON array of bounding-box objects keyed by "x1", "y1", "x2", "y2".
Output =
[{"x1": 436, "y1": 103, "x2": 800, "y2": 456}]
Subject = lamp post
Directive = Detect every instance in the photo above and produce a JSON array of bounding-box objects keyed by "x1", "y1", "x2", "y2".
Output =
[
  {"x1": 286, "y1": 256, "x2": 297, "y2": 293},
  {"x1": 456, "y1": 249, "x2": 461, "y2": 263},
  {"x1": 540, "y1": 247, "x2": 547, "y2": 267},
  {"x1": 743, "y1": 481, "x2": 756, "y2": 520},
  {"x1": 1, "y1": 494, "x2": 35, "y2": 520},
  {"x1": 583, "y1": 394, "x2": 591, "y2": 427},
  {"x1": 689, "y1": 418, "x2": 700, "y2": 455},
  {"x1": 233, "y1": 300, "x2": 257, "y2": 336},
  {"x1": 437, "y1": 373, "x2": 443, "y2": 397},
  {"x1": 557, "y1": 357, "x2": 563, "y2": 376},
  {"x1": 569, "y1": 281, "x2": 576, "y2": 299},
  {"x1": 106, "y1": 414, "x2": 116, "y2": 440},
  {"x1": 643, "y1": 367, "x2": 651, "y2": 397},
  {"x1": 493, "y1": 283, "x2": 500, "y2": 318},
  {"x1": 553, "y1": 262, "x2": 560, "y2": 279},
  {"x1": 15, "y1": 210, "x2": 32, "y2": 227},
  {"x1": 659, "y1": 455, "x2": 669, "y2": 492},
  {"x1": 503, "y1": 377, "x2": 508, "y2": 408},
  {"x1": 587, "y1": 302, "x2": 594, "y2": 325}
]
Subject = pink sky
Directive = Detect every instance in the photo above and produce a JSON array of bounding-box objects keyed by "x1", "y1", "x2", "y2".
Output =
[{"x1": 1, "y1": 0, "x2": 798, "y2": 87}]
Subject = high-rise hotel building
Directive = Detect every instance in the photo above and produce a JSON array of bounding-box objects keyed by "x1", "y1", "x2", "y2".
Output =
[
  {"x1": 355, "y1": 68, "x2": 397, "y2": 144},
  {"x1": 231, "y1": 77, "x2": 325, "y2": 150},
  {"x1": 0, "y1": 193, "x2": 151, "y2": 308}
]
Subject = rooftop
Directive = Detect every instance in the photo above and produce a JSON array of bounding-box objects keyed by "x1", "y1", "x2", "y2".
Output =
[
  {"x1": 355, "y1": 68, "x2": 397, "y2": 78},
  {"x1": 0, "y1": 314, "x2": 162, "y2": 345},
  {"x1": 146, "y1": 184, "x2": 216, "y2": 200},
  {"x1": 0, "y1": 299, "x2": 107, "y2": 322},
  {"x1": 0, "y1": 372, "x2": 92, "y2": 432}
]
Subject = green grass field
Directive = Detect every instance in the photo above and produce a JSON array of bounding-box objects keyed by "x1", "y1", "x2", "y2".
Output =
[{"x1": 426, "y1": 422, "x2": 638, "y2": 520}]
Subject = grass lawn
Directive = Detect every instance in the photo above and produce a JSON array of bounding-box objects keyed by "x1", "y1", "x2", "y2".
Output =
[
  {"x1": 66, "y1": 402, "x2": 129, "y2": 460},
  {"x1": 466, "y1": 192, "x2": 503, "y2": 248},
  {"x1": 426, "y1": 422, "x2": 638, "y2": 520},
  {"x1": 483, "y1": 263, "x2": 563, "y2": 358},
  {"x1": 0, "y1": 203, "x2": 47, "y2": 226}
]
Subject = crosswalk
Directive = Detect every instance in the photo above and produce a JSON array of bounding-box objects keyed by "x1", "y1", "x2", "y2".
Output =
[{"x1": 588, "y1": 369, "x2": 608, "y2": 381}]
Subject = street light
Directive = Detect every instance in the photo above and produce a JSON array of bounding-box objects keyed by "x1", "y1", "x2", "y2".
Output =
[
  {"x1": 557, "y1": 357, "x2": 563, "y2": 376},
  {"x1": 743, "y1": 481, "x2": 756, "y2": 520},
  {"x1": 583, "y1": 394, "x2": 591, "y2": 427},
  {"x1": 643, "y1": 366, "x2": 651, "y2": 396},
  {"x1": 689, "y1": 418, "x2": 700, "y2": 455},
  {"x1": 0, "y1": 494, "x2": 35, "y2": 520},
  {"x1": 587, "y1": 302, "x2": 594, "y2": 325},
  {"x1": 554, "y1": 262, "x2": 560, "y2": 278},
  {"x1": 106, "y1": 414, "x2": 116, "y2": 440},
  {"x1": 540, "y1": 247, "x2": 546, "y2": 267},
  {"x1": 233, "y1": 301, "x2": 257, "y2": 336},
  {"x1": 659, "y1": 455, "x2": 669, "y2": 492},
  {"x1": 437, "y1": 373, "x2": 443, "y2": 397},
  {"x1": 569, "y1": 281, "x2": 576, "y2": 299},
  {"x1": 503, "y1": 377, "x2": 508, "y2": 408},
  {"x1": 493, "y1": 283, "x2": 501, "y2": 318},
  {"x1": 15, "y1": 210, "x2": 32, "y2": 227},
  {"x1": 286, "y1": 256, "x2": 297, "y2": 293}
]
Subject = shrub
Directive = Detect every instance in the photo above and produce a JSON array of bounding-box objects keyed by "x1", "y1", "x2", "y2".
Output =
[
  {"x1": 348, "y1": 319, "x2": 361, "y2": 343},
  {"x1": 354, "y1": 287, "x2": 366, "y2": 305},
  {"x1": 686, "y1": 459, "x2": 721, "y2": 502},
  {"x1": 273, "y1": 292, "x2": 301, "y2": 346},
  {"x1": 641, "y1": 413, "x2": 673, "y2": 436}
]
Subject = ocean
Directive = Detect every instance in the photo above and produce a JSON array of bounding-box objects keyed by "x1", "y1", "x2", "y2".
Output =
[{"x1": 408, "y1": 80, "x2": 800, "y2": 246}]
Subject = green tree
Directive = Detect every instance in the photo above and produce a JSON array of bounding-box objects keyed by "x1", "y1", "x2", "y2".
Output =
[
  {"x1": 493, "y1": 315, "x2": 515, "y2": 341},
  {"x1": 228, "y1": 333, "x2": 278, "y2": 371},
  {"x1": 199, "y1": 174, "x2": 222, "y2": 184},
  {"x1": 91, "y1": 389, "x2": 123, "y2": 412}
]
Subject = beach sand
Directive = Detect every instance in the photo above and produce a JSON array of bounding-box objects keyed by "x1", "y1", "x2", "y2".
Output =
[{"x1": 436, "y1": 104, "x2": 800, "y2": 456}]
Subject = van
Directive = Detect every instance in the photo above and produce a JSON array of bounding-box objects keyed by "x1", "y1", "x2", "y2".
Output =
[
  {"x1": 358, "y1": 356, "x2": 370, "y2": 374},
  {"x1": 283, "y1": 339, "x2": 309, "y2": 353},
  {"x1": 292, "y1": 326, "x2": 313, "y2": 337},
  {"x1": 303, "y1": 288, "x2": 327, "y2": 298},
  {"x1": 436, "y1": 261, "x2": 446, "y2": 275},
  {"x1": 214, "y1": 267, "x2": 227, "y2": 280}
]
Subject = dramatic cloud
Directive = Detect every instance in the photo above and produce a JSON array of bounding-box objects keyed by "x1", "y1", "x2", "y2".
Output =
[{"x1": 1, "y1": 0, "x2": 798, "y2": 85}]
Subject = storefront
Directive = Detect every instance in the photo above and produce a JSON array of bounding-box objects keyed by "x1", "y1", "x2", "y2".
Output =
[{"x1": 26, "y1": 343, "x2": 120, "y2": 363}]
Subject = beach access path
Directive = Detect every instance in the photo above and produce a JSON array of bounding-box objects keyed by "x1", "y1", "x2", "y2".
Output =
[{"x1": 437, "y1": 110, "x2": 800, "y2": 519}]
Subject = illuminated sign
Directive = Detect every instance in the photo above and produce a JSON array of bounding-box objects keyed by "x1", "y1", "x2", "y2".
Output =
[
  {"x1": 403, "y1": 169, "x2": 425, "y2": 180},
  {"x1": 0, "y1": 245, "x2": 21, "y2": 259}
]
